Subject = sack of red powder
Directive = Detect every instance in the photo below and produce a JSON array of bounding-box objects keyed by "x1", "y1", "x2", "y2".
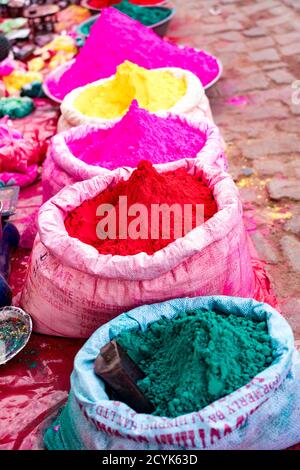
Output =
[
  {"x1": 21, "y1": 158, "x2": 255, "y2": 338},
  {"x1": 44, "y1": 296, "x2": 300, "y2": 450},
  {"x1": 42, "y1": 103, "x2": 225, "y2": 201}
]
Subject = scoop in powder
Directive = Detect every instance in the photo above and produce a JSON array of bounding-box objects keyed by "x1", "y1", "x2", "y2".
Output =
[
  {"x1": 117, "y1": 308, "x2": 274, "y2": 417},
  {"x1": 68, "y1": 101, "x2": 207, "y2": 169}
]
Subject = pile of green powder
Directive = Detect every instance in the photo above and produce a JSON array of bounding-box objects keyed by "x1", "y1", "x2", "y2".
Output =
[
  {"x1": 88, "y1": 1, "x2": 171, "y2": 26},
  {"x1": 117, "y1": 309, "x2": 274, "y2": 417},
  {"x1": 115, "y1": 1, "x2": 172, "y2": 26}
]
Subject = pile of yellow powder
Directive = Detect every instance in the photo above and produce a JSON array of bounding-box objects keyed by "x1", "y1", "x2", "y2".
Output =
[{"x1": 73, "y1": 61, "x2": 187, "y2": 119}]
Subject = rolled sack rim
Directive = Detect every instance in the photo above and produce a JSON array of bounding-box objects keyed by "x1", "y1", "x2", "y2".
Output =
[
  {"x1": 49, "y1": 116, "x2": 223, "y2": 181},
  {"x1": 71, "y1": 296, "x2": 295, "y2": 443},
  {"x1": 37, "y1": 158, "x2": 243, "y2": 280},
  {"x1": 60, "y1": 66, "x2": 205, "y2": 128}
]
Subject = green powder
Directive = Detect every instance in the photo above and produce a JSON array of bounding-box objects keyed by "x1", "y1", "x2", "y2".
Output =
[
  {"x1": 117, "y1": 309, "x2": 274, "y2": 418},
  {"x1": 80, "y1": 2, "x2": 172, "y2": 37},
  {"x1": 115, "y1": 1, "x2": 172, "y2": 26},
  {"x1": 0, "y1": 97, "x2": 34, "y2": 119}
]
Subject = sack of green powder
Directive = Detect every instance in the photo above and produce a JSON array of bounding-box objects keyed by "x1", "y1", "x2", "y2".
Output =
[
  {"x1": 58, "y1": 64, "x2": 213, "y2": 132},
  {"x1": 42, "y1": 115, "x2": 225, "y2": 201},
  {"x1": 20, "y1": 158, "x2": 255, "y2": 338},
  {"x1": 44, "y1": 296, "x2": 300, "y2": 450}
]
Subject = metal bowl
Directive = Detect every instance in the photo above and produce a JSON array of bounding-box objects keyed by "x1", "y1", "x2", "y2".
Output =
[
  {"x1": 77, "y1": 6, "x2": 175, "y2": 38},
  {"x1": 0, "y1": 306, "x2": 32, "y2": 365}
]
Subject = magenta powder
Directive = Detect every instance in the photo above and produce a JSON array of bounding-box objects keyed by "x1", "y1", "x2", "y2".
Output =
[
  {"x1": 48, "y1": 8, "x2": 220, "y2": 101},
  {"x1": 68, "y1": 101, "x2": 206, "y2": 169}
]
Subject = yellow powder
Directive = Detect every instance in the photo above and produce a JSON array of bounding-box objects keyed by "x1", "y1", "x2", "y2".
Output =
[
  {"x1": 73, "y1": 61, "x2": 187, "y2": 119},
  {"x1": 3, "y1": 70, "x2": 43, "y2": 95}
]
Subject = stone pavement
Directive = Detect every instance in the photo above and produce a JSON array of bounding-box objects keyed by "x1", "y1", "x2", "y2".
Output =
[{"x1": 168, "y1": 0, "x2": 300, "y2": 340}]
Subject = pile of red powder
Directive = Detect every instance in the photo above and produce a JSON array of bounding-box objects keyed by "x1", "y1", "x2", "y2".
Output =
[
  {"x1": 48, "y1": 8, "x2": 220, "y2": 101},
  {"x1": 69, "y1": 102, "x2": 206, "y2": 169},
  {"x1": 65, "y1": 161, "x2": 218, "y2": 256}
]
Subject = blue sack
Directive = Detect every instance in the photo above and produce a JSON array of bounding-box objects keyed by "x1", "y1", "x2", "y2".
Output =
[{"x1": 45, "y1": 296, "x2": 300, "y2": 450}]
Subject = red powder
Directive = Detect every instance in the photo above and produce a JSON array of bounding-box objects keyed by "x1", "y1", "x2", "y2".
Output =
[
  {"x1": 65, "y1": 161, "x2": 217, "y2": 256},
  {"x1": 88, "y1": 1, "x2": 121, "y2": 6}
]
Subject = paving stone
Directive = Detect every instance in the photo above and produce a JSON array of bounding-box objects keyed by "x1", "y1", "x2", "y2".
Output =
[
  {"x1": 222, "y1": 122, "x2": 267, "y2": 139},
  {"x1": 243, "y1": 26, "x2": 266, "y2": 37},
  {"x1": 275, "y1": 31, "x2": 300, "y2": 45},
  {"x1": 285, "y1": 215, "x2": 300, "y2": 235},
  {"x1": 242, "y1": 103, "x2": 287, "y2": 121},
  {"x1": 248, "y1": 36, "x2": 275, "y2": 50},
  {"x1": 254, "y1": 160, "x2": 285, "y2": 176},
  {"x1": 280, "y1": 235, "x2": 300, "y2": 271},
  {"x1": 291, "y1": 104, "x2": 300, "y2": 115},
  {"x1": 242, "y1": 0, "x2": 279, "y2": 16},
  {"x1": 248, "y1": 85, "x2": 292, "y2": 105},
  {"x1": 239, "y1": 187, "x2": 258, "y2": 204},
  {"x1": 281, "y1": 42, "x2": 300, "y2": 56},
  {"x1": 249, "y1": 48, "x2": 281, "y2": 62},
  {"x1": 257, "y1": 13, "x2": 293, "y2": 28},
  {"x1": 231, "y1": 73, "x2": 270, "y2": 92},
  {"x1": 196, "y1": 21, "x2": 244, "y2": 35},
  {"x1": 268, "y1": 68, "x2": 295, "y2": 84},
  {"x1": 267, "y1": 179, "x2": 300, "y2": 201},
  {"x1": 220, "y1": 31, "x2": 244, "y2": 42},
  {"x1": 289, "y1": 161, "x2": 300, "y2": 178},
  {"x1": 262, "y1": 61, "x2": 287, "y2": 71},
  {"x1": 170, "y1": 0, "x2": 300, "y2": 333},
  {"x1": 242, "y1": 135, "x2": 300, "y2": 159},
  {"x1": 277, "y1": 119, "x2": 300, "y2": 133},
  {"x1": 281, "y1": 298, "x2": 300, "y2": 336},
  {"x1": 283, "y1": 0, "x2": 300, "y2": 11},
  {"x1": 251, "y1": 231, "x2": 279, "y2": 264},
  {"x1": 271, "y1": 5, "x2": 291, "y2": 15},
  {"x1": 218, "y1": 41, "x2": 247, "y2": 52}
]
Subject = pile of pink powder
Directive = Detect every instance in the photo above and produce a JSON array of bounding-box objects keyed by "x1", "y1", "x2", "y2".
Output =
[
  {"x1": 68, "y1": 101, "x2": 206, "y2": 169},
  {"x1": 48, "y1": 8, "x2": 220, "y2": 101}
]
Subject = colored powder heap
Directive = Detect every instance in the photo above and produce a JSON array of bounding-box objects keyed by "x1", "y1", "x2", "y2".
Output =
[
  {"x1": 74, "y1": 61, "x2": 187, "y2": 119},
  {"x1": 3, "y1": 70, "x2": 42, "y2": 95},
  {"x1": 0, "y1": 317, "x2": 28, "y2": 361},
  {"x1": 69, "y1": 101, "x2": 206, "y2": 169},
  {"x1": 117, "y1": 309, "x2": 274, "y2": 418},
  {"x1": 65, "y1": 161, "x2": 217, "y2": 256},
  {"x1": 0, "y1": 97, "x2": 35, "y2": 119},
  {"x1": 48, "y1": 8, "x2": 219, "y2": 100},
  {"x1": 114, "y1": 1, "x2": 171, "y2": 26},
  {"x1": 88, "y1": 0, "x2": 171, "y2": 26},
  {"x1": 130, "y1": 0, "x2": 165, "y2": 5}
]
